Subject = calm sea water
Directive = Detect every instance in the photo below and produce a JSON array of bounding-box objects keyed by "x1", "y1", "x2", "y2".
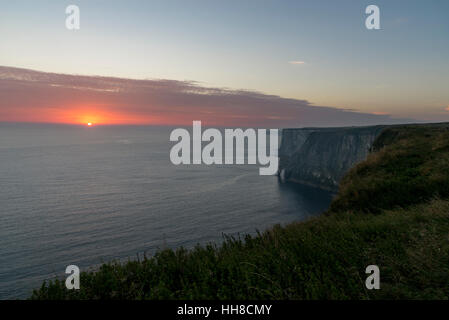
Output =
[{"x1": 0, "y1": 123, "x2": 333, "y2": 299}]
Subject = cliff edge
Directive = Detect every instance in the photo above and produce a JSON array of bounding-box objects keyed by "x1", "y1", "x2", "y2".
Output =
[{"x1": 278, "y1": 126, "x2": 386, "y2": 191}]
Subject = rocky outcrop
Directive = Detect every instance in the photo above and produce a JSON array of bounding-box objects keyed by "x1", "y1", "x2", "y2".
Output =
[{"x1": 278, "y1": 126, "x2": 386, "y2": 191}]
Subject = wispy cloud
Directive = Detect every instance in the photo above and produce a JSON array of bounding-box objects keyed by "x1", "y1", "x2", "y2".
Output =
[
  {"x1": 0, "y1": 66, "x2": 412, "y2": 127},
  {"x1": 288, "y1": 61, "x2": 305, "y2": 65}
]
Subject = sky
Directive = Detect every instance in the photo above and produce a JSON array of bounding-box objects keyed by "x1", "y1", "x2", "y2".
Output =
[{"x1": 0, "y1": 0, "x2": 448, "y2": 126}]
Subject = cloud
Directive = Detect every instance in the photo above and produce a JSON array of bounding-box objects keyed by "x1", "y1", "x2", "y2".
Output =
[
  {"x1": 0, "y1": 66, "x2": 411, "y2": 127},
  {"x1": 288, "y1": 61, "x2": 305, "y2": 65}
]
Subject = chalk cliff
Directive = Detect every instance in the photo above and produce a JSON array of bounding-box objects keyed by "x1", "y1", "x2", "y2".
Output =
[{"x1": 278, "y1": 126, "x2": 386, "y2": 191}]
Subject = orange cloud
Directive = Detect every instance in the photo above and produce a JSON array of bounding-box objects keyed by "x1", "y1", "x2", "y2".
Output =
[
  {"x1": 0, "y1": 66, "x2": 410, "y2": 127},
  {"x1": 288, "y1": 61, "x2": 305, "y2": 65}
]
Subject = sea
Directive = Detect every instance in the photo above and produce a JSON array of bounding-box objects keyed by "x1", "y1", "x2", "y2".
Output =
[{"x1": 0, "y1": 123, "x2": 333, "y2": 299}]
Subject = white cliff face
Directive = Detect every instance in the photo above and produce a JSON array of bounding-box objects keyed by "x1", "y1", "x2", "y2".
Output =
[{"x1": 278, "y1": 126, "x2": 386, "y2": 191}]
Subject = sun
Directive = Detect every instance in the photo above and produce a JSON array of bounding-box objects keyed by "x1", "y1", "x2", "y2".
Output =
[{"x1": 87, "y1": 122, "x2": 92, "y2": 126}]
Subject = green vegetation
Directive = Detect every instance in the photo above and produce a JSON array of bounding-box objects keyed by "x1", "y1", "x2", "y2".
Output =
[
  {"x1": 330, "y1": 124, "x2": 449, "y2": 213},
  {"x1": 31, "y1": 124, "x2": 449, "y2": 300}
]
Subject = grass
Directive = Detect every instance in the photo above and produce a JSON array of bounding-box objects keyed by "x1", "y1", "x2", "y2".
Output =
[
  {"x1": 30, "y1": 124, "x2": 449, "y2": 300},
  {"x1": 330, "y1": 124, "x2": 449, "y2": 213}
]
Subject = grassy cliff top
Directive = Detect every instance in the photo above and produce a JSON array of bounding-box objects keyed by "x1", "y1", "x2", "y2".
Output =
[
  {"x1": 330, "y1": 123, "x2": 449, "y2": 213},
  {"x1": 31, "y1": 124, "x2": 449, "y2": 300}
]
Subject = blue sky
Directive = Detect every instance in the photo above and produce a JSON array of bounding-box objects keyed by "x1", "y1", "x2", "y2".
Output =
[{"x1": 1, "y1": 0, "x2": 449, "y2": 122}]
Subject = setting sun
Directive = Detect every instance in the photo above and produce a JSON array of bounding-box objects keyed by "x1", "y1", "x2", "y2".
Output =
[{"x1": 87, "y1": 122, "x2": 92, "y2": 126}]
